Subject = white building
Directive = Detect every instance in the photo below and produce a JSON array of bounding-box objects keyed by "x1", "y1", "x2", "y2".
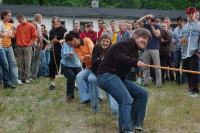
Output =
[{"x1": 0, "y1": 5, "x2": 186, "y2": 32}]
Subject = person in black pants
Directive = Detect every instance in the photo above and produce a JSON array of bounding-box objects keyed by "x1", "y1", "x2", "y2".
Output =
[
  {"x1": 60, "y1": 41, "x2": 82, "y2": 102},
  {"x1": 48, "y1": 16, "x2": 67, "y2": 90}
]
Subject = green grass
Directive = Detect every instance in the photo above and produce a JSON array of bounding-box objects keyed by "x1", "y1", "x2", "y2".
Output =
[{"x1": 0, "y1": 77, "x2": 199, "y2": 133}]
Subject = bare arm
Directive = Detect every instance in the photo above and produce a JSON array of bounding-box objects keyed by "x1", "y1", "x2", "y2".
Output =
[{"x1": 150, "y1": 24, "x2": 161, "y2": 38}]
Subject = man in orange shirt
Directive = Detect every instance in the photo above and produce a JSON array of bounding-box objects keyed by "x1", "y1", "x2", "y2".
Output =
[
  {"x1": 65, "y1": 31, "x2": 102, "y2": 112},
  {"x1": 0, "y1": 10, "x2": 22, "y2": 85},
  {"x1": 15, "y1": 14, "x2": 37, "y2": 83}
]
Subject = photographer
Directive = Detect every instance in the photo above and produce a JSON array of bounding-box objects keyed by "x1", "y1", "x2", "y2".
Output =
[{"x1": 137, "y1": 15, "x2": 162, "y2": 87}]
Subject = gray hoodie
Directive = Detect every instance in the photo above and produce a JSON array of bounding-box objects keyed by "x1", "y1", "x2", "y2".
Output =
[{"x1": 181, "y1": 20, "x2": 200, "y2": 59}]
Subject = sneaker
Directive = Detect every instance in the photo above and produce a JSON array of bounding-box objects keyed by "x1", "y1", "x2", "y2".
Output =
[
  {"x1": 189, "y1": 92, "x2": 199, "y2": 98},
  {"x1": 25, "y1": 80, "x2": 30, "y2": 83},
  {"x1": 16, "y1": 79, "x2": 23, "y2": 85},
  {"x1": 48, "y1": 84, "x2": 55, "y2": 90},
  {"x1": 134, "y1": 126, "x2": 143, "y2": 131}
]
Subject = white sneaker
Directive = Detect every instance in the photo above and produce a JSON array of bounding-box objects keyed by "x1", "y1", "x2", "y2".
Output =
[
  {"x1": 16, "y1": 79, "x2": 23, "y2": 85},
  {"x1": 189, "y1": 92, "x2": 199, "y2": 98},
  {"x1": 25, "y1": 80, "x2": 30, "y2": 83}
]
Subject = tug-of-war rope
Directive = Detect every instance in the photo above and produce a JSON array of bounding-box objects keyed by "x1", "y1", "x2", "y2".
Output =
[{"x1": 144, "y1": 64, "x2": 200, "y2": 75}]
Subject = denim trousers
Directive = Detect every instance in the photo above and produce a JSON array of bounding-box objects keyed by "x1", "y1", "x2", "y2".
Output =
[
  {"x1": 0, "y1": 66, "x2": 2, "y2": 81},
  {"x1": 97, "y1": 73, "x2": 148, "y2": 132},
  {"x1": 3, "y1": 47, "x2": 19, "y2": 83},
  {"x1": 38, "y1": 50, "x2": 50, "y2": 77},
  {"x1": 31, "y1": 46, "x2": 41, "y2": 79},
  {"x1": 107, "y1": 94, "x2": 119, "y2": 115},
  {"x1": 61, "y1": 64, "x2": 82, "y2": 97},
  {"x1": 0, "y1": 49, "x2": 11, "y2": 85},
  {"x1": 76, "y1": 68, "x2": 102, "y2": 112}
]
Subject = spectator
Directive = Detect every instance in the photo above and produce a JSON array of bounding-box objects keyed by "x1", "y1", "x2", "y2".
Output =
[
  {"x1": 172, "y1": 17, "x2": 185, "y2": 84},
  {"x1": 85, "y1": 23, "x2": 97, "y2": 44},
  {"x1": 31, "y1": 13, "x2": 43, "y2": 79},
  {"x1": 159, "y1": 22, "x2": 171, "y2": 83},
  {"x1": 108, "y1": 20, "x2": 118, "y2": 45},
  {"x1": 15, "y1": 14, "x2": 37, "y2": 83},
  {"x1": 38, "y1": 24, "x2": 50, "y2": 77},
  {"x1": 48, "y1": 16, "x2": 67, "y2": 90},
  {"x1": 137, "y1": 14, "x2": 162, "y2": 87},
  {"x1": 116, "y1": 21, "x2": 131, "y2": 42},
  {"x1": 181, "y1": 7, "x2": 200, "y2": 97},
  {"x1": 0, "y1": 10, "x2": 22, "y2": 85}
]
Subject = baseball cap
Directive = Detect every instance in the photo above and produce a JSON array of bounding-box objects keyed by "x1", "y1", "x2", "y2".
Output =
[{"x1": 186, "y1": 7, "x2": 197, "y2": 14}]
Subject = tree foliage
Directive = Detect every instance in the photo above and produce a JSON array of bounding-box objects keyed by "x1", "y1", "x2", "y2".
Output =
[{"x1": 3, "y1": 0, "x2": 200, "y2": 10}]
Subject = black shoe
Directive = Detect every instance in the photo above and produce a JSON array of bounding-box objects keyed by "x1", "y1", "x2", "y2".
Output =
[
  {"x1": 66, "y1": 95, "x2": 74, "y2": 102},
  {"x1": 48, "y1": 84, "x2": 55, "y2": 90},
  {"x1": 4, "y1": 84, "x2": 16, "y2": 89}
]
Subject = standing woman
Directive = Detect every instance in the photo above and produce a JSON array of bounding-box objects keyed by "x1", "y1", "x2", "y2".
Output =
[
  {"x1": 0, "y1": 10, "x2": 22, "y2": 84},
  {"x1": 48, "y1": 16, "x2": 67, "y2": 90}
]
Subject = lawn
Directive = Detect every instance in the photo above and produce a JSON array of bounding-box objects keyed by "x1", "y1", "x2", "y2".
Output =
[{"x1": 0, "y1": 77, "x2": 199, "y2": 133}]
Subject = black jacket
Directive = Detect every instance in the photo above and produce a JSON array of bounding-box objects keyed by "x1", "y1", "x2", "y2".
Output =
[
  {"x1": 97, "y1": 38, "x2": 140, "y2": 80},
  {"x1": 92, "y1": 44, "x2": 110, "y2": 74}
]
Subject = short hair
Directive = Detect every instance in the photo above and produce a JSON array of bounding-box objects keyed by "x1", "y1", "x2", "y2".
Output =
[
  {"x1": 65, "y1": 31, "x2": 80, "y2": 42},
  {"x1": 177, "y1": 16, "x2": 183, "y2": 22},
  {"x1": 16, "y1": 14, "x2": 25, "y2": 19},
  {"x1": 87, "y1": 23, "x2": 93, "y2": 28},
  {"x1": 52, "y1": 16, "x2": 60, "y2": 23},
  {"x1": 34, "y1": 13, "x2": 42, "y2": 21},
  {"x1": 134, "y1": 28, "x2": 152, "y2": 41},
  {"x1": 99, "y1": 32, "x2": 111, "y2": 44},
  {"x1": 41, "y1": 24, "x2": 46, "y2": 29},
  {"x1": 1, "y1": 10, "x2": 11, "y2": 20},
  {"x1": 110, "y1": 20, "x2": 116, "y2": 25}
]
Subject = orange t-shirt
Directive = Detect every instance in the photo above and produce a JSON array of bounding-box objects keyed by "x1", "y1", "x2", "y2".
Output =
[
  {"x1": 2, "y1": 23, "x2": 13, "y2": 48},
  {"x1": 74, "y1": 38, "x2": 94, "y2": 68},
  {"x1": 16, "y1": 22, "x2": 37, "y2": 47}
]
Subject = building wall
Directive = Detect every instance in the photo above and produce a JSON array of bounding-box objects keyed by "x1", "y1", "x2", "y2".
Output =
[{"x1": 12, "y1": 15, "x2": 135, "y2": 33}]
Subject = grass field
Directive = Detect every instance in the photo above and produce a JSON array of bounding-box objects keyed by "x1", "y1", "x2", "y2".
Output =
[{"x1": 0, "y1": 77, "x2": 199, "y2": 133}]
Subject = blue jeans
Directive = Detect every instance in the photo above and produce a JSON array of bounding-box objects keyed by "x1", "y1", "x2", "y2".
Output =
[
  {"x1": 76, "y1": 68, "x2": 102, "y2": 112},
  {"x1": 97, "y1": 73, "x2": 148, "y2": 132},
  {"x1": 0, "y1": 66, "x2": 2, "y2": 81},
  {"x1": 107, "y1": 94, "x2": 119, "y2": 115},
  {"x1": 0, "y1": 49, "x2": 11, "y2": 85},
  {"x1": 3, "y1": 47, "x2": 18, "y2": 83},
  {"x1": 38, "y1": 50, "x2": 50, "y2": 76},
  {"x1": 173, "y1": 50, "x2": 187, "y2": 83}
]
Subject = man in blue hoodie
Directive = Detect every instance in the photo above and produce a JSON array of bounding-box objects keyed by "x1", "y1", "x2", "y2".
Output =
[{"x1": 181, "y1": 7, "x2": 200, "y2": 97}]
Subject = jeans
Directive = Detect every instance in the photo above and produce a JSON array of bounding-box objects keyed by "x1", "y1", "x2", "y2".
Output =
[
  {"x1": 0, "y1": 49, "x2": 11, "y2": 85},
  {"x1": 3, "y1": 47, "x2": 19, "y2": 83},
  {"x1": 97, "y1": 73, "x2": 148, "y2": 132},
  {"x1": 38, "y1": 50, "x2": 50, "y2": 77},
  {"x1": 0, "y1": 66, "x2": 2, "y2": 81},
  {"x1": 31, "y1": 46, "x2": 41, "y2": 79},
  {"x1": 61, "y1": 64, "x2": 82, "y2": 96},
  {"x1": 174, "y1": 50, "x2": 187, "y2": 83},
  {"x1": 76, "y1": 68, "x2": 102, "y2": 112},
  {"x1": 108, "y1": 94, "x2": 119, "y2": 115}
]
